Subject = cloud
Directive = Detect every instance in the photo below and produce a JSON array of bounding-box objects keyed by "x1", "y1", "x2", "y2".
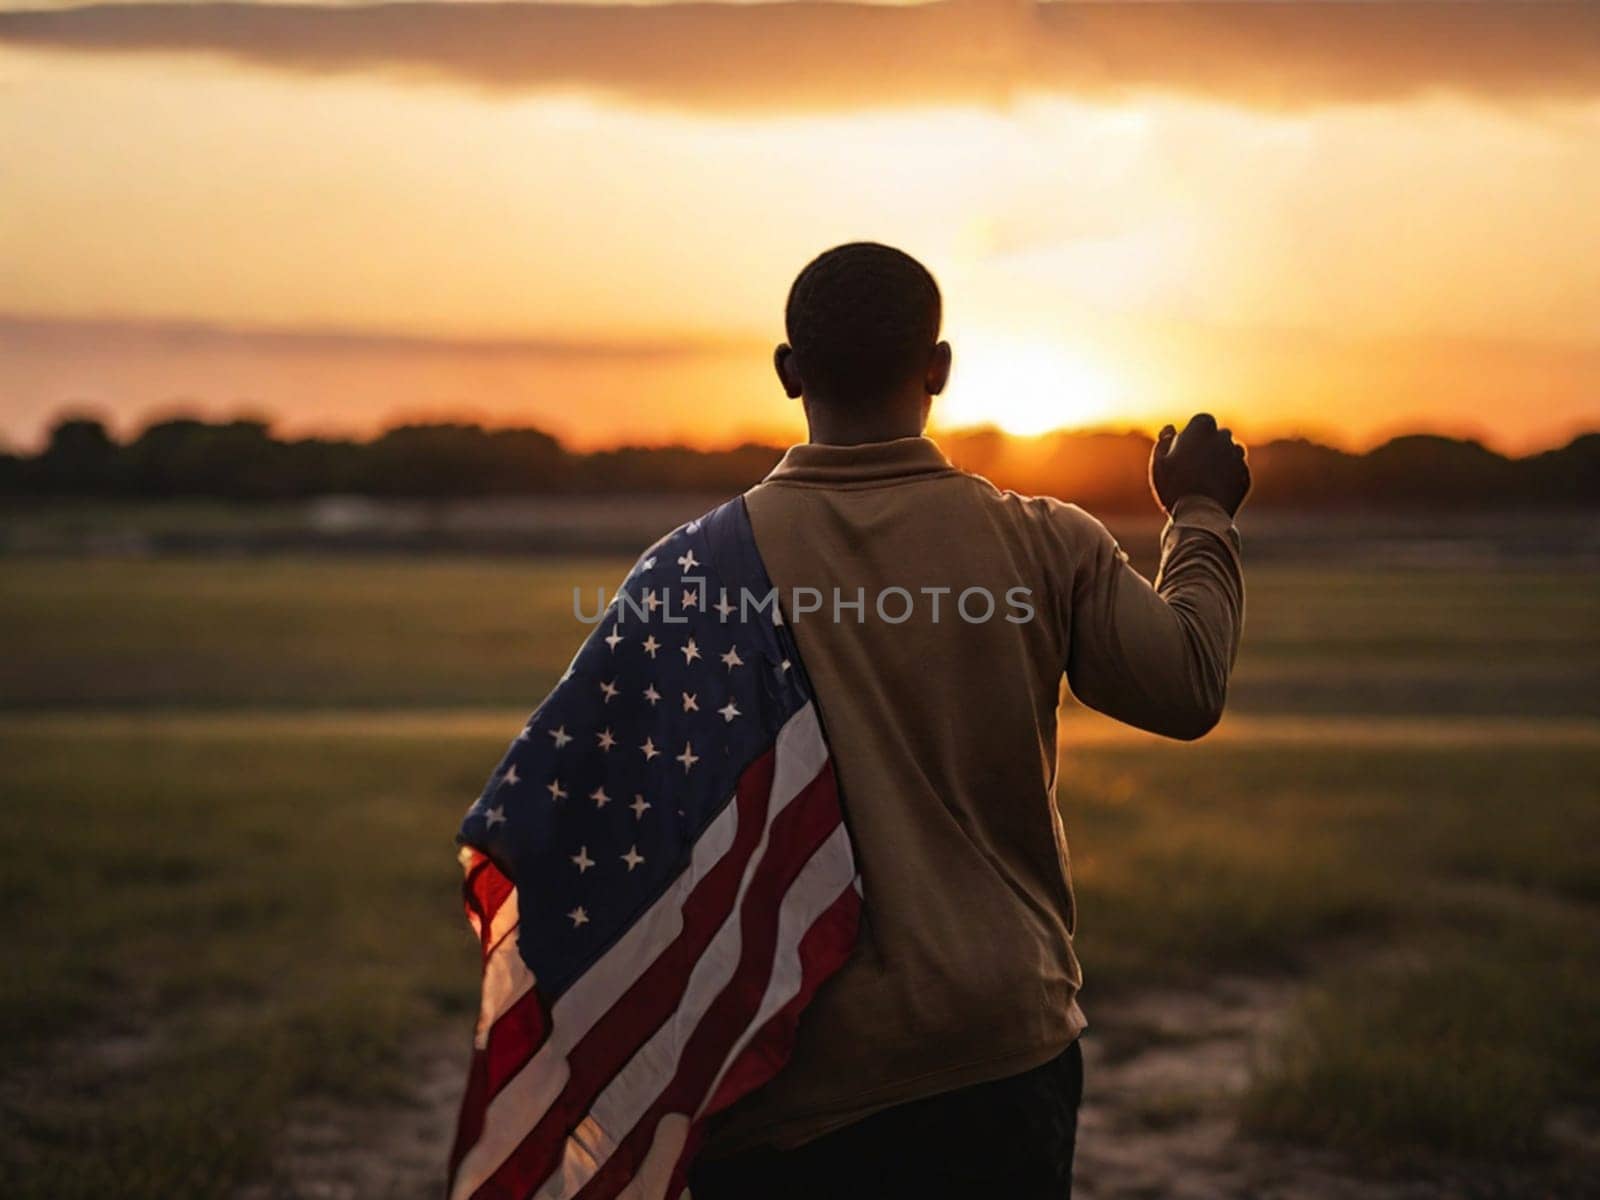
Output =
[{"x1": 1, "y1": 1, "x2": 1596, "y2": 113}]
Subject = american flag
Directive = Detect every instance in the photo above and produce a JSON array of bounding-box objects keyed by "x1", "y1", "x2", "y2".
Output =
[{"x1": 448, "y1": 497, "x2": 862, "y2": 1200}]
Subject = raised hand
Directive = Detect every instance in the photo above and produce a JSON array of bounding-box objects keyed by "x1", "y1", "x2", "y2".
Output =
[{"x1": 1149, "y1": 413, "x2": 1251, "y2": 516}]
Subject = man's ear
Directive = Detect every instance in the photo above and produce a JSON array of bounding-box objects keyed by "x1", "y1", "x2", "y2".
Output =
[
  {"x1": 774, "y1": 344, "x2": 804, "y2": 399},
  {"x1": 926, "y1": 341, "x2": 952, "y2": 396}
]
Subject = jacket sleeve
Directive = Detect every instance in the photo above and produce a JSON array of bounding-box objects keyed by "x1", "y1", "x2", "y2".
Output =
[{"x1": 1055, "y1": 496, "x2": 1244, "y2": 740}]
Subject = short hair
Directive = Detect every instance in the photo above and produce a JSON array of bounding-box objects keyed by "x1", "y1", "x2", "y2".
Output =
[{"x1": 784, "y1": 242, "x2": 942, "y2": 407}]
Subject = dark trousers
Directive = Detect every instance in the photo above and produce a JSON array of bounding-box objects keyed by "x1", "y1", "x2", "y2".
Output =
[{"x1": 690, "y1": 1038, "x2": 1083, "y2": 1199}]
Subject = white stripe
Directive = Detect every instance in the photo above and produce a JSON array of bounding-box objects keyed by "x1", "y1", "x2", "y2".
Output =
[
  {"x1": 451, "y1": 703, "x2": 827, "y2": 1200},
  {"x1": 538, "y1": 746, "x2": 842, "y2": 1198},
  {"x1": 697, "y1": 824, "x2": 857, "y2": 1117},
  {"x1": 476, "y1": 908, "x2": 536, "y2": 1049}
]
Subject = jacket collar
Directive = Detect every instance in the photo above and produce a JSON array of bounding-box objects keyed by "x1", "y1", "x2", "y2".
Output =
[{"x1": 762, "y1": 436, "x2": 957, "y2": 486}]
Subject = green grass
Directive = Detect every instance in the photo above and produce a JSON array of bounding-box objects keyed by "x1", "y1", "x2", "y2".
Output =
[
  {"x1": 1063, "y1": 742, "x2": 1600, "y2": 1164},
  {"x1": 0, "y1": 728, "x2": 488, "y2": 1198},
  {"x1": 1, "y1": 558, "x2": 1595, "y2": 715},
  {"x1": 0, "y1": 555, "x2": 1596, "y2": 1193}
]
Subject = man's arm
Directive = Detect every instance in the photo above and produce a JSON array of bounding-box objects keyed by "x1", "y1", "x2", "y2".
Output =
[{"x1": 1062, "y1": 414, "x2": 1249, "y2": 740}]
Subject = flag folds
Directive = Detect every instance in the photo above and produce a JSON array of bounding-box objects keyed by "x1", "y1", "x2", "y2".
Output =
[{"x1": 449, "y1": 497, "x2": 860, "y2": 1200}]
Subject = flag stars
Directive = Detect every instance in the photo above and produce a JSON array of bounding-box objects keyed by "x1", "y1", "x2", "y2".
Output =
[
  {"x1": 596, "y1": 728, "x2": 616, "y2": 751},
  {"x1": 621, "y1": 845, "x2": 645, "y2": 871},
  {"x1": 484, "y1": 805, "x2": 507, "y2": 828},
  {"x1": 718, "y1": 700, "x2": 742, "y2": 723},
  {"x1": 600, "y1": 679, "x2": 620, "y2": 703},
  {"x1": 681, "y1": 638, "x2": 701, "y2": 665},
  {"x1": 676, "y1": 741, "x2": 700, "y2": 773},
  {"x1": 570, "y1": 845, "x2": 594, "y2": 873},
  {"x1": 714, "y1": 592, "x2": 735, "y2": 620},
  {"x1": 643, "y1": 684, "x2": 662, "y2": 706},
  {"x1": 590, "y1": 786, "x2": 611, "y2": 809},
  {"x1": 682, "y1": 692, "x2": 699, "y2": 713},
  {"x1": 549, "y1": 725, "x2": 573, "y2": 748},
  {"x1": 677, "y1": 549, "x2": 700, "y2": 572},
  {"x1": 721, "y1": 646, "x2": 744, "y2": 670},
  {"x1": 547, "y1": 778, "x2": 568, "y2": 801},
  {"x1": 630, "y1": 794, "x2": 651, "y2": 819},
  {"x1": 568, "y1": 906, "x2": 590, "y2": 928},
  {"x1": 641, "y1": 556, "x2": 656, "y2": 571},
  {"x1": 682, "y1": 588, "x2": 700, "y2": 610},
  {"x1": 645, "y1": 590, "x2": 662, "y2": 614},
  {"x1": 501, "y1": 763, "x2": 521, "y2": 787},
  {"x1": 640, "y1": 737, "x2": 661, "y2": 761},
  {"x1": 604, "y1": 628, "x2": 624, "y2": 652},
  {"x1": 642, "y1": 635, "x2": 661, "y2": 659}
]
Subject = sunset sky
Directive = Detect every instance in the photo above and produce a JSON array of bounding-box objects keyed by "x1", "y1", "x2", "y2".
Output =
[{"x1": 1, "y1": 0, "x2": 1597, "y2": 453}]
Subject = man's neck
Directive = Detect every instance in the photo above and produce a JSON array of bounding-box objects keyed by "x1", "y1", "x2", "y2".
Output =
[{"x1": 804, "y1": 399, "x2": 926, "y2": 447}]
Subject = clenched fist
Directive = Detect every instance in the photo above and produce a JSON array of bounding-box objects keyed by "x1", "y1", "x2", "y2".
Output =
[{"x1": 1149, "y1": 413, "x2": 1251, "y2": 516}]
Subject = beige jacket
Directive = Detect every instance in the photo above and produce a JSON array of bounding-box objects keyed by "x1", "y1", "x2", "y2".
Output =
[{"x1": 708, "y1": 435, "x2": 1243, "y2": 1152}]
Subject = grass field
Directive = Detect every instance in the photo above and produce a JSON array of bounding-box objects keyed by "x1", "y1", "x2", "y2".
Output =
[{"x1": 1, "y1": 551, "x2": 1597, "y2": 1196}]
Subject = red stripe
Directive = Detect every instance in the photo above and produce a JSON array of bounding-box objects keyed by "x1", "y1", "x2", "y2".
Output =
[
  {"x1": 465, "y1": 852, "x2": 516, "y2": 956},
  {"x1": 482, "y1": 991, "x2": 551, "y2": 1105},
  {"x1": 699, "y1": 881, "x2": 860, "y2": 1119},
  {"x1": 672, "y1": 884, "x2": 862, "y2": 1196},
  {"x1": 570, "y1": 763, "x2": 846, "y2": 1200},
  {"x1": 448, "y1": 1048, "x2": 490, "y2": 1183},
  {"x1": 471, "y1": 744, "x2": 784, "y2": 1199}
]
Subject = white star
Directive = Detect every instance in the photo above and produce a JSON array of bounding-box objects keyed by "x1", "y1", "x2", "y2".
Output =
[
  {"x1": 718, "y1": 700, "x2": 741, "y2": 723},
  {"x1": 596, "y1": 728, "x2": 616, "y2": 751},
  {"x1": 682, "y1": 692, "x2": 699, "y2": 713},
  {"x1": 643, "y1": 684, "x2": 661, "y2": 706},
  {"x1": 549, "y1": 726, "x2": 572, "y2": 748},
  {"x1": 484, "y1": 805, "x2": 507, "y2": 828},
  {"x1": 568, "y1": 906, "x2": 589, "y2": 928},
  {"x1": 780, "y1": 659, "x2": 792, "y2": 672},
  {"x1": 547, "y1": 778, "x2": 567, "y2": 801},
  {"x1": 682, "y1": 587, "x2": 700, "y2": 609},
  {"x1": 721, "y1": 646, "x2": 744, "y2": 670},
  {"x1": 680, "y1": 638, "x2": 701, "y2": 665},
  {"x1": 570, "y1": 845, "x2": 594, "y2": 873},
  {"x1": 641, "y1": 635, "x2": 661, "y2": 659},
  {"x1": 501, "y1": 762, "x2": 521, "y2": 787},
  {"x1": 714, "y1": 591, "x2": 735, "y2": 620},
  {"x1": 589, "y1": 786, "x2": 611, "y2": 808},
  {"x1": 645, "y1": 590, "x2": 662, "y2": 613},
  {"x1": 515, "y1": 725, "x2": 531, "y2": 742},
  {"x1": 677, "y1": 549, "x2": 700, "y2": 572},
  {"x1": 676, "y1": 741, "x2": 700, "y2": 773},
  {"x1": 685, "y1": 519, "x2": 702, "y2": 533},
  {"x1": 641, "y1": 555, "x2": 656, "y2": 571},
  {"x1": 604, "y1": 629, "x2": 624, "y2": 652},
  {"x1": 640, "y1": 737, "x2": 660, "y2": 761},
  {"x1": 621, "y1": 845, "x2": 645, "y2": 871},
  {"x1": 599, "y1": 679, "x2": 620, "y2": 703},
  {"x1": 630, "y1": 794, "x2": 651, "y2": 819}
]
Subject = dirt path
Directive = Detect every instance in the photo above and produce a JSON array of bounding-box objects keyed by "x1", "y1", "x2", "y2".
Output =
[
  {"x1": 239, "y1": 1026, "x2": 465, "y2": 1200},
  {"x1": 249, "y1": 973, "x2": 1456, "y2": 1200},
  {"x1": 1074, "y1": 976, "x2": 1443, "y2": 1200}
]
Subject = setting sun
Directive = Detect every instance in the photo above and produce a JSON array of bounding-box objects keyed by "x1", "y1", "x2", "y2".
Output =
[{"x1": 940, "y1": 334, "x2": 1122, "y2": 437}]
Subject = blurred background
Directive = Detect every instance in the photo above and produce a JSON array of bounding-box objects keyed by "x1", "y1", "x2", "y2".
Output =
[{"x1": 1, "y1": 1, "x2": 1597, "y2": 1196}]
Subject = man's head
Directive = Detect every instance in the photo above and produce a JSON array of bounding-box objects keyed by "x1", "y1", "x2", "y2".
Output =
[{"x1": 776, "y1": 243, "x2": 951, "y2": 443}]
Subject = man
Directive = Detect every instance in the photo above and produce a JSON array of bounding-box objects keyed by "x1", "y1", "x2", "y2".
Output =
[{"x1": 689, "y1": 242, "x2": 1248, "y2": 1197}]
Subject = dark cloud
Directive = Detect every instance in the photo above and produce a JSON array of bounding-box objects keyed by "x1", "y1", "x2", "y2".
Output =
[{"x1": 1, "y1": 1, "x2": 1595, "y2": 112}]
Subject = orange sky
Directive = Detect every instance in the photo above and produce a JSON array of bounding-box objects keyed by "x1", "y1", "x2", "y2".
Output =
[{"x1": 1, "y1": 1, "x2": 1597, "y2": 453}]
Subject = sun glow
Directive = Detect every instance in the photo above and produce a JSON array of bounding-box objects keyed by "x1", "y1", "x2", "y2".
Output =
[{"x1": 938, "y1": 334, "x2": 1122, "y2": 437}]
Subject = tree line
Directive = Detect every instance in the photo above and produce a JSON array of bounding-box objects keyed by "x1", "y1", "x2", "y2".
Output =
[{"x1": 3, "y1": 415, "x2": 1595, "y2": 511}]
